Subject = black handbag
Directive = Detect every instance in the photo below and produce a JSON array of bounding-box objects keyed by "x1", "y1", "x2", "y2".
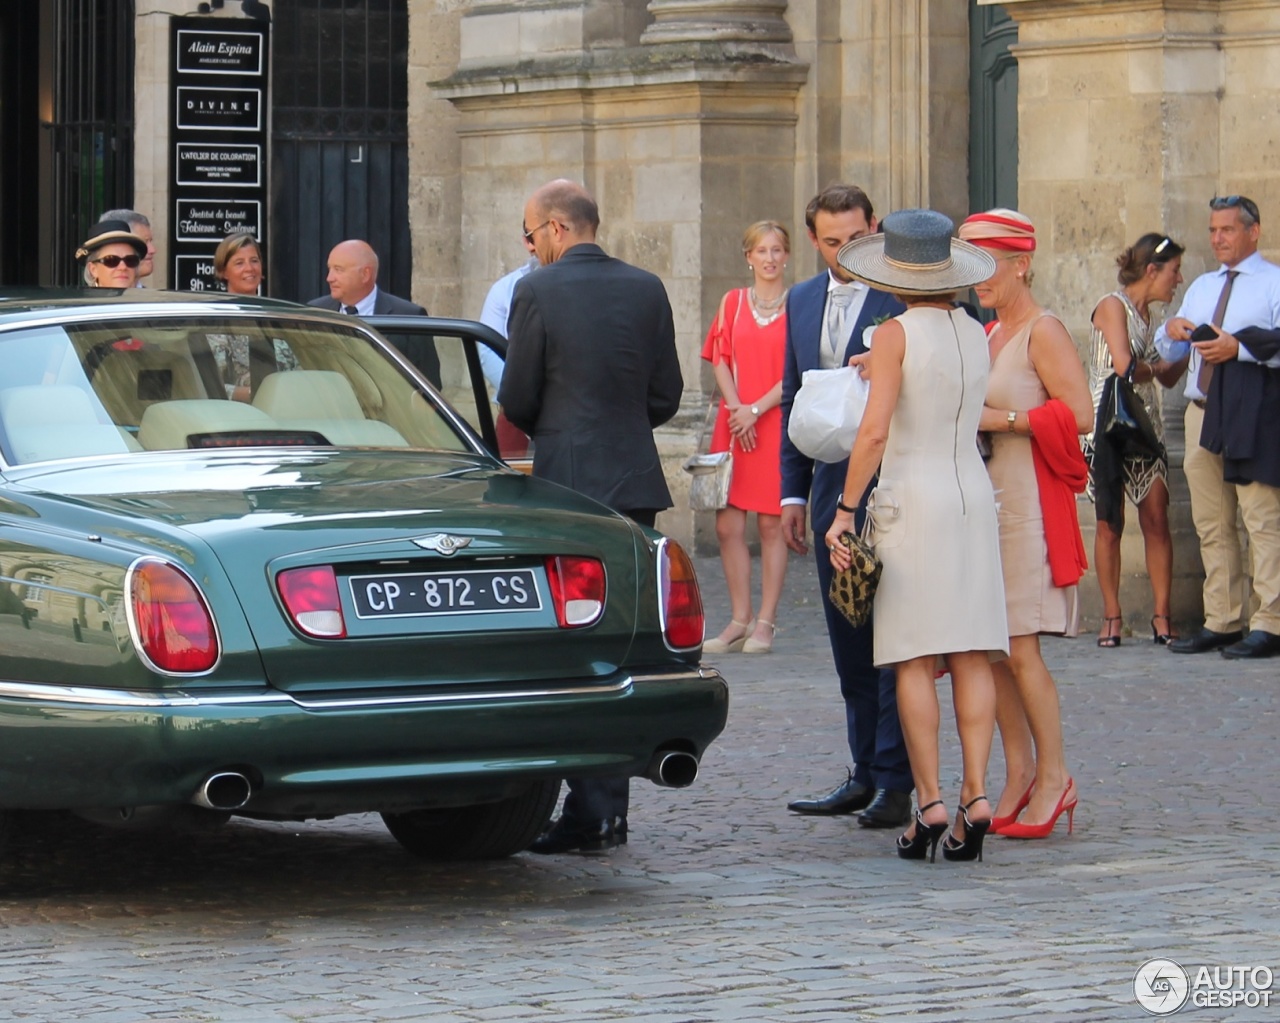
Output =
[{"x1": 1100, "y1": 365, "x2": 1163, "y2": 460}]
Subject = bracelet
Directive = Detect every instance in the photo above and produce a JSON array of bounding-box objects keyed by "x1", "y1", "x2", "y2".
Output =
[
  {"x1": 836, "y1": 498, "x2": 857, "y2": 514},
  {"x1": 1006, "y1": 410, "x2": 1018, "y2": 433}
]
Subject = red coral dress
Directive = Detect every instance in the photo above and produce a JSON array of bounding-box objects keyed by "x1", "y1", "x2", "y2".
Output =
[{"x1": 700, "y1": 288, "x2": 786, "y2": 515}]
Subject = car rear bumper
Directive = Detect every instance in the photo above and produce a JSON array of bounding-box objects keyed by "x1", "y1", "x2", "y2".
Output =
[{"x1": 0, "y1": 668, "x2": 728, "y2": 816}]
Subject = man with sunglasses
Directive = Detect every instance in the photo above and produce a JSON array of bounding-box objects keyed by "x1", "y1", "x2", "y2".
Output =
[
  {"x1": 499, "y1": 179, "x2": 683, "y2": 853},
  {"x1": 1157, "y1": 195, "x2": 1280, "y2": 659}
]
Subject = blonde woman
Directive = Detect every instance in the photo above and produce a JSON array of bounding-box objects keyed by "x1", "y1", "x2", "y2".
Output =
[
  {"x1": 702, "y1": 221, "x2": 791, "y2": 654},
  {"x1": 961, "y1": 209, "x2": 1094, "y2": 841}
]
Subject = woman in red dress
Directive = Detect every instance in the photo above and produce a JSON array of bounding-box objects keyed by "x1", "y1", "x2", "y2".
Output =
[{"x1": 701, "y1": 221, "x2": 790, "y2": 654}]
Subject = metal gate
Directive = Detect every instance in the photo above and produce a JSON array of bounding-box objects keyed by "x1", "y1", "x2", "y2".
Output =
[
  {"x1": 44, "y1": 0, "x2": 136, "y2": 285},
  {"x1": 968, "y1": 2, "x2": 1019, "y2": 216},
  {"x1": 270, "y1": 0, "x2": 412, "y2": 304}
]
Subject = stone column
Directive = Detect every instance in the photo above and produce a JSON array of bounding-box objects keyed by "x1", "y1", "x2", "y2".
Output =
[
  {"x1": 641, "y1": 0, "x2": 792, "y2": 45},
  {"x1": 434, "y1": 0, "x2": 807, "y2": 549},
  {"x1": 991, "y1": 0, "x2": 1273, "y2": 632}
]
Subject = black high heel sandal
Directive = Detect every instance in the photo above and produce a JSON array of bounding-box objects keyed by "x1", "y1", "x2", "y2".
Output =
[
  {"x1": 941, "y1": 796, "x2": 991, "y2": 863},
  {"x1": 1150, "y1": 614, "x2": 1175, "y2": 645},
  {"x1": 1097, "y1": 616, "x2": 1122, "y2": 648},
  {"x1": 896, "y1": 800, "x2": 948, "y2": 862}
]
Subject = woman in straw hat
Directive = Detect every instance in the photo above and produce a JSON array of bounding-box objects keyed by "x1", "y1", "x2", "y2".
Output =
[
  {"x1": 76, "y1": 220, "x2": 148, "y2": 289},
  {"x1": 825, "y1": 208, "x2": 1006, "y2": 863},
  {"x1": 959, "y1": 208, "x2": 1094, "y2": 841}
]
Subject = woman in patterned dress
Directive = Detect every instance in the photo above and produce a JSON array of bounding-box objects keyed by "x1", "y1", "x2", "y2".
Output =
[
  {"x1": 701, "y1": 221, "x2": 791, "y2": 655},
  {"x1": 1086, "y1": 234, "x2": 1187, "y2": 646}
]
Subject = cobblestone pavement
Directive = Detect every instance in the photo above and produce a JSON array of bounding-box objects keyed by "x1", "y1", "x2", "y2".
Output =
[{"x1": 1, "y1": 554, "x2": 1277, "y2": 1023}]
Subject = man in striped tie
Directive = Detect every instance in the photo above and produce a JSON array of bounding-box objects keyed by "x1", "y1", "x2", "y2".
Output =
[{"x1": 1157, "y1": 195, "x2": 1280, "y2": 658}]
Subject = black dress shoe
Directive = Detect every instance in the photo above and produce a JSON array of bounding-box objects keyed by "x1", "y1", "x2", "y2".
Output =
[
  {"x1": 1167, "y1": 627, "x2": 1243, "y2": 654},
  {"x1": 786, "y1": 770, "x2": 873, "y2": 815},
  {"x1": 1221, "y1": 630, "x2": 1280, "y2": 660},
  {"x1": 614, "y1": 816, "x2": 628, "y2": 845},
  {"x1": 857, "y1": 788, "x2": 913, "y2": 828},
  {"x1": 528, "y1": 816, "x2": 617, "y2": 854}
]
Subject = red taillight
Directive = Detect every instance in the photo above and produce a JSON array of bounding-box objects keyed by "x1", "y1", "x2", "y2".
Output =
[
  {"x1": 129, "y1": 560, "x2": 219, "y2": 673},
  {"x1": 544, "y1": 555, "x2": 606, "y2": 628},
  {"x1": 277, "y1": 565, "x2": 347, "y2": 638},
  {"x1": 659, "y1": 540, "x2": 704, "y2": 649}
]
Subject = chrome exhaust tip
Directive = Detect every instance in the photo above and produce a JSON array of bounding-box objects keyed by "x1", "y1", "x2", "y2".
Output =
[
  {"x1": 646, "y1": 749, "x2": 699, "y2": 788},
  {"x1": 192, "y1": 771, "x2": 253, "y2": 811}
]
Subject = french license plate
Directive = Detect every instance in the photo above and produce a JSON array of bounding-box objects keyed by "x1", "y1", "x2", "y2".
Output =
[{"x1": 348, "y1": 568, "x2": 542, "y2": 619}]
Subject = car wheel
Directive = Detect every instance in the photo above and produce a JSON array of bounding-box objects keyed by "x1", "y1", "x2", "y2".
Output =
[{"x1": 381, "y1": 779, "x2": 560, "y2": 861}]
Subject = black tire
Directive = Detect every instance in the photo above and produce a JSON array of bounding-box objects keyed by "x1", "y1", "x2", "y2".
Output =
[{"x1": 381, "y1": 779, "x2": 560, "y2": 861}]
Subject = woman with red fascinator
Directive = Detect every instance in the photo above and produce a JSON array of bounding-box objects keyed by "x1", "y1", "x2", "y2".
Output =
[{"x1": 959, "y1": 209, "x2": 1094, "y2": 840}]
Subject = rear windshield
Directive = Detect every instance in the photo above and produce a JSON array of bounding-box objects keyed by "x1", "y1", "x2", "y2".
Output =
[{"x1": 0, "y1": 316, "x2": 473, "y2": 465}]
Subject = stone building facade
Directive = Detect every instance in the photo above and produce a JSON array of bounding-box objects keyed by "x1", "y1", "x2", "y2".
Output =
[{"x1": 14, "y1": 0, "x2": 1280, "y2": 630}]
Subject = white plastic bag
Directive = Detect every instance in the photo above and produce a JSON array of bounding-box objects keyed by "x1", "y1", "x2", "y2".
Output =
[{"x1": 787, "y1": 365, "x2": 870, "y2": 463}]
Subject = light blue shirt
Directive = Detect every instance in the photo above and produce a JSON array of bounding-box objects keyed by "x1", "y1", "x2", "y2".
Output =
[
  {"x1": 1156, "y1": 251, "x2": 1280, "y2": 399},
  {"x1": 343, "y1": 286, "x2": 378, "y2": 317},
  {"x1": 477, "y1": 259, "x2": 538, "y2": 390}
]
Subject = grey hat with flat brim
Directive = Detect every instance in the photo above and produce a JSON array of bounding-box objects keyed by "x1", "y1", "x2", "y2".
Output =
[
  {"x1": 836, "y1": 208, "x2": 996, "y2": 295},
  {"x1": 75, "y1": 220, "x2": 148, "y2": 262}
]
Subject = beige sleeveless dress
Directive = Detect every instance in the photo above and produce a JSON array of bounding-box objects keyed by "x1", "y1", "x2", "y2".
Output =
[
  {"x1": 985, "y1": 312, "x2": 1081, "y2": 638},
  {"x1": 870, "y1": 307, "x2": 1009, "y2": 666}
]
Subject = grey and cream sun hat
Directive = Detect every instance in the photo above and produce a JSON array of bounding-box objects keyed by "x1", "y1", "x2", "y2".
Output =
[{"x1": 836, "y1": 208, "x2": 996, "y2": 295}]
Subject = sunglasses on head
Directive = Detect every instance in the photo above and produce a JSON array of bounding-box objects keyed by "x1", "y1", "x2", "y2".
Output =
[
  {"x1": 1209, "y1": 195, "x2": 1260, "y2": 223},
  {"x1": 92, "y1": 254, "x2": 141, "y2": 269}
]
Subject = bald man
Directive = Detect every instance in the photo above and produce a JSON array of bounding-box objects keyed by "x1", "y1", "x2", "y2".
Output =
[
  {"x1": 499, "y1": 179, "x2": 683, "y2": 854},
  {"x1": 308, "y1": 239, "x2": 440, "y2": 387}
]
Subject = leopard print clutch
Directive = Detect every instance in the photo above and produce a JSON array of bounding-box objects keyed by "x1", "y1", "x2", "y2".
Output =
[{"x1": 828, "y1": 529, "x2": 881, "y2": 629}]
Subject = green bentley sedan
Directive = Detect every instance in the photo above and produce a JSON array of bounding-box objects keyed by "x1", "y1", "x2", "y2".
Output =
[{"x1": 0, "y1": 290, "x2": 727, "y2": 860}]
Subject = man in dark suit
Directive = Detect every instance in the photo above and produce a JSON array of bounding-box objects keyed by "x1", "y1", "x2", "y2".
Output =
[
  {"x1": 499, "y1": 179, "x2": 683, "y2": 853},
  {"x1": 308, "y1": 239, "x2": 440, "y2": 387},
  {"x1": 779, "y1": 184, "x2": 913, "y2": 827}
]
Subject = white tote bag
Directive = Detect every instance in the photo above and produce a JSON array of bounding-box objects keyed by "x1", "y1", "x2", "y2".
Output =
[{"x1": 787, "y1": 365, "x2": 870, "y2": 463}]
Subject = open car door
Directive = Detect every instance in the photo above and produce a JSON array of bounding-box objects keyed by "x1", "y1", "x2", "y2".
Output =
[{"x1": 362, "y1": 315, "x2": 532, "y2": 472}]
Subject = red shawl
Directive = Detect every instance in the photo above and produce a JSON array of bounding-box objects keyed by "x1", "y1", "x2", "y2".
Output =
[{"x1": 1027, "y1": 399, "x2": 1088, "y2": 588}]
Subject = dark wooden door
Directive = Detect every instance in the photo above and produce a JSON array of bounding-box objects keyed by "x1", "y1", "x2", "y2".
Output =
[
  {"x1": 969, "y1": 2, "x2": 1019, "y2": 215},
  {"x1": 270, "y1": 0, "x2": 411, "y2": 305}
]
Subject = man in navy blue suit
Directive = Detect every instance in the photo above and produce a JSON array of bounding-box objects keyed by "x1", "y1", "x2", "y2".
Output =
[{"x1": 780, "y1": 184, "x2": 913, "y2": 827}]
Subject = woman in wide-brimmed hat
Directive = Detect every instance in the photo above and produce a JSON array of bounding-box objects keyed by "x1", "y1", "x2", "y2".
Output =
[
  {"x1": 76, "y1": 220, "x2": 148, "y2": 289},
  {"x1": 824, "y1": 208, "x2": 1007, "y2": 864},
  {"x1": 959, "y1": 208, "x2": 1094, "y2": 842}
]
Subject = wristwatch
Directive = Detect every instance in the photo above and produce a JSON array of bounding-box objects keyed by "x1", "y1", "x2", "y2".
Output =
[
  {"x1": 750, "y1": 404, "x2": 760, "y2": 416},
  {"x1": 1006, "y1": 410, "x2": 1018, "y2": 433}
]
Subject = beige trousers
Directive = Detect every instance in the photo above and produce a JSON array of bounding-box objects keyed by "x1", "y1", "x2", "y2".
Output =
[{"x1": 1184, "y1": 402, "x2": 1280, "y2": 633}]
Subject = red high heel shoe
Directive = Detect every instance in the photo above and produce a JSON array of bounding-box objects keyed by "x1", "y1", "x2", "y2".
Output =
[
  {"x1": 999, "y1": 780, "x2": 1078, "y2": 840},
  {"x1": 989, "y1": 781, "x2": 1034, "y2": 834}
]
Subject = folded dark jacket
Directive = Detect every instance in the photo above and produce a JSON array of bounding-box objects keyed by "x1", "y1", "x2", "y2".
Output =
[
  {"x1": 1201, "y1": 346, "x2": 1280, "y2": 487},
  {"x1": 1236, "y1": 326, "x2": 1280, "y2": 362}
]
